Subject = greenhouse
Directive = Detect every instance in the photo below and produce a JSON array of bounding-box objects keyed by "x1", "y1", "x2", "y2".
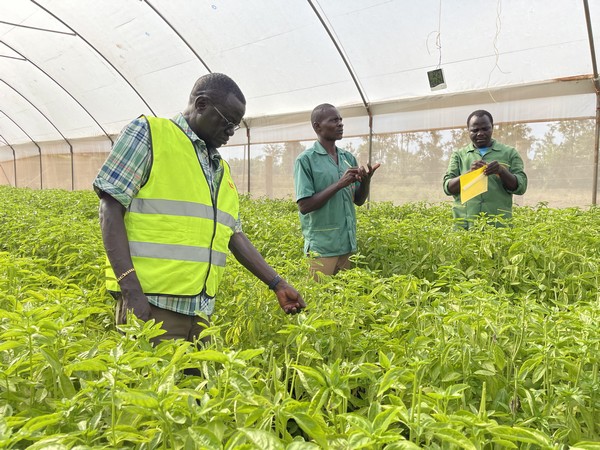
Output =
[
  {"x1": 1, "y1": 1, "x2": 600, "y2": 449},
  {"x1": 1, "y1": 0, "x2": 599, "y2": 205}
]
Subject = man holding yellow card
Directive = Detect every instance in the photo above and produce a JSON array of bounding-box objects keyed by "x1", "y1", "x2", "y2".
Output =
[{"x1": 443, "y1": 110, "x2": 528, "y2": 229}]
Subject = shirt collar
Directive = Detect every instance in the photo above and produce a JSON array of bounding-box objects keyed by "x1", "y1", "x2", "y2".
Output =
[
  {"x1": 173, "y1": 113, "x2": 222, "y2": 162},
  {"x1": 468, "y1": 139, "x2": 496, "y2": 152},
  {"x1": 314, "y1": 141, "x2": 339, "y2": 155}
]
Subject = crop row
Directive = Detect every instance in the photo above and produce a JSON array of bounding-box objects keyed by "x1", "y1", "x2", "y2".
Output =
[{"x1": 1, "y1": 186, "x2": 599, "y2": 449}]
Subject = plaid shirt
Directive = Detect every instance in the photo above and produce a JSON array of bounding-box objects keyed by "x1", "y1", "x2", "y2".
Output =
[{"x1": 93, "y1": 113, "x2": 242, "y2": 316}]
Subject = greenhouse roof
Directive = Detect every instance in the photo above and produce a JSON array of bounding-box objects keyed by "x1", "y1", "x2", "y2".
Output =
[{"x1": 0, "y1": 0, "x2": 599, "y2": 148}]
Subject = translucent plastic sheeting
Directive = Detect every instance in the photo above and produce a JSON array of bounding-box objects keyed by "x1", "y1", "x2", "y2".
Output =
[{"x1": 0, "y1": 0, "x2": 598, "y2": 148}]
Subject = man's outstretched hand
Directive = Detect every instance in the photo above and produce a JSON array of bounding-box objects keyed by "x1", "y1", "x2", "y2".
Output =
[{"x1": 274, "y1": 281, "x2": 306, "y2": 314}]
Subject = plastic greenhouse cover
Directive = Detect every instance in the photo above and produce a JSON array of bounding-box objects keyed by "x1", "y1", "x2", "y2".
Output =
[{"x1": 0, "y1": 0, "x2": 598, "y2": 149}]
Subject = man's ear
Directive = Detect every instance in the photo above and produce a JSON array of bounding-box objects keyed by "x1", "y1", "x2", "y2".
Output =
[{"x1": 194, "y1": 94, "x2": 211, "y2": 113}]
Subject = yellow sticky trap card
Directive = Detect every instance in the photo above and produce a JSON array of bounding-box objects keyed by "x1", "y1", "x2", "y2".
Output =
[{"x1": 460, "y1": 166, "x2": 488, "y2": 204}]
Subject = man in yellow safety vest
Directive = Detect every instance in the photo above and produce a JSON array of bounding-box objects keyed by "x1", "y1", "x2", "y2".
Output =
[{"x1": 94, "y1": 73, "x2": 305, "y2": 348}]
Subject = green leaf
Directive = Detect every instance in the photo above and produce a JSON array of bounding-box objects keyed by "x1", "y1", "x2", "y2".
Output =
[
  {"x1": 118, "y1": 390, "x2": 160, "y2": 409},
  {"x1": 488, "y1": 425, "x2": 552, "y2": 446},
  {"x1": 22, "y1": 413, "x2": 62, "y2": 432},
  {"x1": 431, "y1": 427, "x2": 478, "y2": 450},
  {"x1": 378, "y1": 351, "x2": 391, "y2": 370},
  {"x1": 237, "y1": 348, "x2": 265, "y2": 361},
  {"x1": 517, "y1": 356, "x2": 543, "y2": 379},
  {"x1": 373, "y1": 406, "x2": 402, "y2": 432},
  {"x1": 229, "y1": 371, "x2": 254, "y2": 397},
  {"x1": 286, "y1": 441, "x2": 321, "y2": 450},
  {"x1": 344, "y1": 413, "x2": 372, "y2": 433},
  {"x1": 441, "y1": 372, "x2": 462, "y2": 382},
  {"x1": 65, "y1": 358, "x2": 108, "y2": 374},
  {"x1": 377, "y1": 367, "x2": 406, "y2": 397},
  {"x1": 187, "y1": 349, "x2": 229, "y2": 364},
  {"x1": 384, "y1": 440, "x2": 423, "y2": 450},
  {"x1": 291, "y1": 364, "x2": 326, "y2": 386},
  {"x1": 187, "y1": 426, "x2": 222, "y2": 449},
  {"x1": 490, "y1": 438, "x2": 518, "y2": 448},
  {"x1": 570, "y1": 442, "x2": 600, "y2": 450},
  {"x1": 128, "y1": 356, "x2": 162, "y2": 369},
  {"x1": 300, "y1": 347, "x2": 324, "y2": 360},
  {"x1": 238, "y1": 428, "x2": 285, "y2": 450},
  {"x1": 288, "y1": 412, "x2": 329, "y2": 449},
  {"x1": 0, "y1": 341, "x2": 22, "y2": 352},
  {"x1": 58, "y1": 373, "x2": 76, "y2": 398}
]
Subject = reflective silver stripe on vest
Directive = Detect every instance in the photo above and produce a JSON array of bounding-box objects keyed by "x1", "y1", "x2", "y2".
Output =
[
  {"x1": 129, "y1": 198, "x2": 236, "y2": 231},
  {"x1": 129, "y1": 241, "x2": 228, "y2": 266}
]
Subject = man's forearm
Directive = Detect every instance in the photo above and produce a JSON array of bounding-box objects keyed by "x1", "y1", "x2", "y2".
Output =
[
  {"x1": 499, "y1": 168, "x2": 518, "y2": 191},
  {"x1": 297, "y1": 182, "x2": 341, "y2": 214},
  {"x1": 228, "y1": 232, "x2": 277, "y2": 284},
  {"x1": 446, "y1": 177, "x2": 461, "y2": 195},
  {"x1": 99, "y1": 194, "x2": 142, "y2": 291},
  {"x1": 354, "y1": 180, "x2": 370, "y2": 205}
]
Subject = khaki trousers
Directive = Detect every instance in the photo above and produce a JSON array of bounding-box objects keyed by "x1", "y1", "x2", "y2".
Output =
[
  {"x1": 115, "y1": 298, "x2": 210, "y2": 347},
  {"x1": 309, "y1": 253, "x2": 352, "y2": 281}
]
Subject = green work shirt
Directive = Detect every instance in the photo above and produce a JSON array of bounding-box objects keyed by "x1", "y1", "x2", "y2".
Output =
[
  {"x1": 443, "y1": 139, "x2": 528, "y2": 229},
  {"x1": 294, "y1": 142, "x2": 358, "y2": 257}
]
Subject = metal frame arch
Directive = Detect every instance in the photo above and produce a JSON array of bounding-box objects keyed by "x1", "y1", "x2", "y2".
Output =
[
  {"x1": 1, "y1": 41, "x2": 114, "y2": 145},
  {"x1": 30, "y1": 0, "x2": 157, "y2": 118},
  {"x1": 0, "y1": 20, "x2": 75, "y2": 36},
  {"x1": 0, "y1": 133, "x2": 17, "y2": 187},
  {"x1": 143, "y1": 0, "x2": 254, "y2": 194},
  {"x1": 143, "y1": 0, "x2": 212, "y2": 74},
  {"x1": 307, "y1": 0, "x2": 375, "y2": 203},
  {"x1": 0, "y1": 109, "x2": 43, "y2": 188},
  {"x1": 1, "y1": 79, "x2": 75, "y2": 190},
  {"x1": 307, "y1": 0, "x2": 371, "y2": 112}
]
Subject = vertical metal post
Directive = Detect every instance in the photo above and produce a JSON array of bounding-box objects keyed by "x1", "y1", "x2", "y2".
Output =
[
  {"x1": 583, "y1": 0, "x2": 599, "y2": 204},
  {"x1": 367, "y1": 110, "x2": 373, "y2": 207},
  {"x1": 593, "y1": 93, "x2": 600, "y2": 205},
  {"x1": 70, "y1": 146, "x2": 75, "y2": 190},
  {"x1": 38, "y1": 146, "x2": 43, "y2": 189},
  {"x1": 246, "y1": 127, "x2": 251, "y2": 195},
  {"x1": 1, "y1": 136, "x2": 18, "y2": 187},
  {"x1": 12, "y1": 147, "x2": 17, "y2": 187}
]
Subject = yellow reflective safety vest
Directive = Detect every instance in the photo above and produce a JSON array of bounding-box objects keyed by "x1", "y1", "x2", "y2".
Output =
[{"x1": 106, "y1": 116, "x2": 239, "y2": 297}]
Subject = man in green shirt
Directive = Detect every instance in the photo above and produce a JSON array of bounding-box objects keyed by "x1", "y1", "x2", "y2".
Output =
[
  {"x1": 294, "y1": 103, "x2": 379, "y2": 279},
  {"x1": 443, "y1": 109, "x2": 528, "y2": 229}
]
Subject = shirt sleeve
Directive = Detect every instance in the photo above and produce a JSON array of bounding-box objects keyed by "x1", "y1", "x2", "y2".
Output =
[
  {"x1": 294, "y1": 154, "x2": 315, "y2": 201},
  {"x1": 443, "y1": 151, "x2": 461, "y2": 196},
  {"x1": 92, "y1": 117, "x2": 152, "y2": 208},
  {"x1": 507, "y1": 149, "x2": 528, "y2": 195},
  {"x1": 234, "y1": 215, "x2": 243, "y2": 233}
]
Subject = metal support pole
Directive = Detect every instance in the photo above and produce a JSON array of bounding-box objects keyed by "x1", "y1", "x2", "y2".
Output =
[
  {"x1": 367, "y1": 111, "x2": 373, "y2": 207},
  {"x1": 0, "y1": 135, "x2": 17, "y2": 187},
  {"x1": 593, "y1": 91, "x2": 600, "y2": 205},
  {"x1": 12, "y1": 146, "x2": 17, "y2": 187},
  {"x1": 583, "y1": 0, "x2": 599, "y2": 204},
  {"x1": 246, "y1": 127, "x2": 251, "y2": 195}
]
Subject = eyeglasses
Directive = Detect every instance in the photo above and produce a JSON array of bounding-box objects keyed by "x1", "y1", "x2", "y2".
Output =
[{"x1": 211, "y1": 102, "x2": 241, "y2": 131}]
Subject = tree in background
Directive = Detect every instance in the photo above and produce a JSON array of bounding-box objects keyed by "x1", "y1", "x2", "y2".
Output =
[
  {"x1": 530, "y1": 119, "x2": 594, "y2": 189},
  {"x1": 262, "y1": 143, "x2": 284, "y2": 167},
  {"x1": 220, "y1": 118, "x2": 595, "y2": 205},
  {"x1": 415, "y1": 130, "x2": 450, "y2": 184},
  {"x1": 282, "y1": 141, "x2": 305, "y2": 172},
  {"x1": 494, "y1": 122, "x2": 535, "y2": 158}
]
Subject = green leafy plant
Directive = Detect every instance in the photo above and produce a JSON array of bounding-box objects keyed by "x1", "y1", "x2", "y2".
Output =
[{"x1": 0, "y1": 186, "x2": 599, "y2": 448}]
